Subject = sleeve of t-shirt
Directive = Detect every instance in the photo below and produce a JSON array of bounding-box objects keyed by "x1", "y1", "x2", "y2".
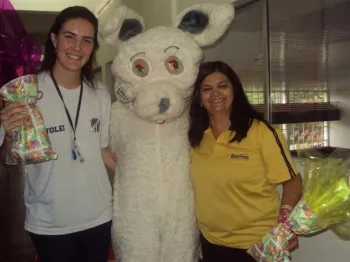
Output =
[
  {"x1": 98, "y1": 85, "x2": 111, "y2": 148},
  {"x1": 258, "y1": 122, "x2": 300, "y2": 184}
]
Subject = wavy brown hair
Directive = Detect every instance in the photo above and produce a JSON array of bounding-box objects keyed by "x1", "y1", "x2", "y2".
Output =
[
  {"x1": 38, "y1": 6, "x2": 99, "y2": 87},
  {"x1": 188, "y1": 61, "x2": 264, "y2": 147}
]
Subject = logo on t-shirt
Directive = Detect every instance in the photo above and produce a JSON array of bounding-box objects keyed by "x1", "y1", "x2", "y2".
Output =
[
  {"x1": 230, "y1": 153, "x2": 249, "y2": 160},
  {"x1": 90, "y1": 118, "x2": 100, "y2": 132},
  {"x1": 46, "y1": 125, "x2": 65, "y2": 134}
]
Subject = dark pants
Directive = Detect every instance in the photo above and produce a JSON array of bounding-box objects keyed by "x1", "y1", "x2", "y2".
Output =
[
  {"x1": 29, "y1": 221, "x2": 112, "y2": 262},
  {"x1": 200, "y1": 234, "x2": 256, "y2": 262}
]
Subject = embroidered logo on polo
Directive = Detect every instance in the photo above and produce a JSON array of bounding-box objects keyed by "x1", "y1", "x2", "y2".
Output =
[
  {"x1": 230, "y1": 153, "x2": 249, "y2": 160},
  {"x1": 90, "y1": 118, "x2": 100, "y2": 132}
]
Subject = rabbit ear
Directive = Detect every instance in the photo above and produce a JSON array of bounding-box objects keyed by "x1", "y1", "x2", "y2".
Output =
[
  {"x1": 175, "y1": 3, "x2": 235, "y2": 47},
  {"x1": 99, "y1": 5, "x2": 145, "y2": 46}
]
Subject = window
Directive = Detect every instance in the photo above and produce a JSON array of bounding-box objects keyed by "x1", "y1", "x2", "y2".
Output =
[{"x1": 245, "y1": 89, "x2": 328, "y2": 150}]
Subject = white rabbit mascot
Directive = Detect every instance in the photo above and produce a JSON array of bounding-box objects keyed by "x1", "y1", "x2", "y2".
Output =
[{"x1": 100, "y1": 3, "x2": 235, "y2": 262}]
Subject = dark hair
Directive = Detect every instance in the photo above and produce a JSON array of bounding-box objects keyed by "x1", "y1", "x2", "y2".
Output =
[
  {"x1": 38, "y1": 6, "x2": 99, "y2": 87},
  {"x1": 188, "y1": 61, "x2": 264, "y2": 147}
]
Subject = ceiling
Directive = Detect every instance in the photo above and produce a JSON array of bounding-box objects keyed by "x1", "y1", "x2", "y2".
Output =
[{"x1": 10, "y1": 0, "x2": 101, "y2": 12}]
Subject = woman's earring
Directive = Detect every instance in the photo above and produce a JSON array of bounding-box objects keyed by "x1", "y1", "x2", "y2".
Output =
[{"x1": 200, "y1": 102, "x2": 203, "y2": 107}]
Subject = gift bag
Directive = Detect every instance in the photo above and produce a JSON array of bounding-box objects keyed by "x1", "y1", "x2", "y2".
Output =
[
  {"x1": 247, "y1": 149, "x2": 350, "y2": 262},
  {"x1": 0, "y1": 74, "x2": 57, "y2": 164}
]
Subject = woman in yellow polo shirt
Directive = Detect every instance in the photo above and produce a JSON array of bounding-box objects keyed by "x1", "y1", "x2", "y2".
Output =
[{"x1": 189, "y1": 61, "x2": 302, "y2": 262}]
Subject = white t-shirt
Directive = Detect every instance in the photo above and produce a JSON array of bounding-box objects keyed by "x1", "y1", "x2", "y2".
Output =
[{"x1": 24, "y1": 72, "x2": 112, "y2": 235}]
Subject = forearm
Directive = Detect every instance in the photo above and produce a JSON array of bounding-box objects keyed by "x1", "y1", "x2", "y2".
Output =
[
  {"x1": 101, "y1": 147, "x2": 117, "y2": 173},
  {"x1": 281, "y1": 174, "x2": 302, "y2": 208}
]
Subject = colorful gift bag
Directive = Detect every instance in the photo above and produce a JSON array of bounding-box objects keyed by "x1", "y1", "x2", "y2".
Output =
[
  {"x1": 248, "y1": 152, "x2": 350, "y2": 262},
  {"x1": 0, "y1": 74, "x2": 57, "y2": 164}
]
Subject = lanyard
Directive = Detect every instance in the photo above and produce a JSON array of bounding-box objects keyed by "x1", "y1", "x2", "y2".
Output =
[
  {"x1": 50, "y1": 69, "x2": 83, "y2": 142},
  {"x1": 50, "y1": 69, "x2": 85, "y2": 162}
]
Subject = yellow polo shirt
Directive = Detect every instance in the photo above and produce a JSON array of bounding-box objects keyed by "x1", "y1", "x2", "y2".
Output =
[{"x1": 190, "y1": 120, "x2": 299, "y2": 249}]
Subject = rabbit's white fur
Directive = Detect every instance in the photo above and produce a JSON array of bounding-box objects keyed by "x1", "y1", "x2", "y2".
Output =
[{"x1": 100, "y1": 3, "x2": 234, "y2": 261}]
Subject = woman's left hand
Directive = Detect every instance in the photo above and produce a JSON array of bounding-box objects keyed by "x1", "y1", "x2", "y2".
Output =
[{"x1": 278, "y1": 206, "x2": 298, "y2": 252}]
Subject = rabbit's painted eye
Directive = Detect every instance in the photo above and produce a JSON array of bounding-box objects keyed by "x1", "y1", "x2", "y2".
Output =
[
  {"x1": 164, "y1": 56, "x2": 183, "y2": 75},
  {"x1": 132, "y1": 59, "x2": 149, "y2": 77}
]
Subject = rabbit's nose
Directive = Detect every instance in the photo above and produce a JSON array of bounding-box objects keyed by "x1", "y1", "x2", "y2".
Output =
[{"x1": 158, "y1": 97, "x2": 170, "y2": 113}]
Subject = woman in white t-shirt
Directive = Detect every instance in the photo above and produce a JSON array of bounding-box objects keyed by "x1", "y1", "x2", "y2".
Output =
[{"x1": 0, "y1": 6, "x2": 116, "y2": 262}]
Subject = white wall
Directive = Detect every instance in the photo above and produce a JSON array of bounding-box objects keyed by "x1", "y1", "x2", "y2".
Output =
[
  {"x1": 292, "y1": 230, "x2": 350, "y2": 261},
  {"x1": 123, "y1": 0, "x2": 173, "y2": 27},
  {"x1": 121, "y1": 0, "x2": 144, "y2": 18},
  {"x1": 329, "y1": 65, "x2": 350, "y2": 148},
  {"x1": 326, "y1": 33, "x2": 350, "y2": 148},
  {"x1": 95, "y1": 0, "x2": 122, "y2": 98},
  {"x1": 121, "y1": 0, "x2": 233, "y2": 28},
  {"x1": 202, "y1": 1, "x2": 262, "y2": 74},
  {"x1": 176, "y1": 0, "x2": 232, "y2": 15}
]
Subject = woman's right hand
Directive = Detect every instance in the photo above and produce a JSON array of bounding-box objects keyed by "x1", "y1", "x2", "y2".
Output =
[{"x1": 0, "y1": 102, "x2": 30, "y2": 137}]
